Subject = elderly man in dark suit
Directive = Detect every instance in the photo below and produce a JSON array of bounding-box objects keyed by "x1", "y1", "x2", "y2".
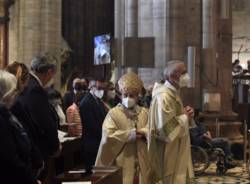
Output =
[
  {"x1": 17, "y1": 53, "x2": 60, "y2": 180},
  {"x1": 79, "y1": 79, "x2": 107, "y2": 174}
]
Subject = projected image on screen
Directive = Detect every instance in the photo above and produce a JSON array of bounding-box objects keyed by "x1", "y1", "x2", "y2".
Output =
[{"x1": 94, "y1": 34, "x2": 111, "y2": 65}]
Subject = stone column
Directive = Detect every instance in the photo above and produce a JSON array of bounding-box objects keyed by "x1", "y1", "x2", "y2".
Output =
[
  {"x1": 137, "y1": 0, "x2": 155, "y2": 85},
  {"x1": 153, "y1": 0, "x2": 167, "y2": 69},
  {"x1": 8, "y1": 0, "x2": 62, "y2": 88},
  {"x1": 20, "y1": 0, "x2": 42, "y2": 67},
  {"x1": 0, "y1": 1, "x2": 8, "y2": 68},
  {"x1": 201, "y1": 0, "x2": 235, "y2": 116},
  {"x1": 41, "y1": 0, "x2": 62, "y2": 88},
  {"x1": 138, "y1": 0, "x2": 153, "y2": 37},
  {"x1": 181, "y1": 0, "x2": 202, "y2": 108},
  {"x1": 167, "y1": 0, "x2": 186, "y2": 61},
  {"x1": 202, "y1": 0, "x2": 218, "y2": 90},
  {"x1": 217, "y1": 0, "x2": 234, "y2": 115},
  {"x1": 113, "y1": 0, "x2": 124, "y2": 82},
  {"x1": 8, "y1": 1, "x2": 19, "y2": 63},
  {"x1": 125, "y1": 0, "x2": 138, "y2": 73}
]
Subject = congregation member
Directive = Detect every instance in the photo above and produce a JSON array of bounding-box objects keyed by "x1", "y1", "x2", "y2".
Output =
[
  {"x1": 6, "y1": 62, "x2": 44, "y2": 178},
  {"x1": 79, "y1": 79, "x2": 107, "y2": 174},
  {"x1": 190, "y1": 113, "x2": 236, "y2": 169},
  {"x1": 103, "y1": 81, "x2": 120, "y2": 109},
  {"x1": 17, "y1": 53, "x2": 60, "y2": 180},
  {"x1": 95, "y1": 72, "x2": 152, "y2": 184},
  {"x1": 47, "y1": 88, "x2": 66, "y2": 126},
  {"x1": 148, "y1": 60, "x2": 194, "y2": 184},
  {"x1": 0, "y1": 70, "x2": 41, "y2": 184},
  {"x1": 66, "y1": 91, "x2": 84, "y2": 137},
  {"x1": 63, "y1": 77, "x2": 89, "y2": 112}
]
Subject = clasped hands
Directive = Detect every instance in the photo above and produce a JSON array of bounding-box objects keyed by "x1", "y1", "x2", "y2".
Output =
[{"x1": 128, "y1": 129, "x2": 146, "y2": 142}]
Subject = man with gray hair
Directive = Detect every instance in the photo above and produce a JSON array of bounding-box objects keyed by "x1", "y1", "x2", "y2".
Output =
[
  {"x1": 148, "y1": 60, "x2": 194, "y2": 183},
  {"x1": 17, "y1": 53, "x2": 60, "y2": 181}
]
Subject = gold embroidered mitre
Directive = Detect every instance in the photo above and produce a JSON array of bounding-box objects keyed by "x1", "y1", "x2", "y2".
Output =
[{"x1": 118, "y1": 72, "x2": 143, "y2": 94}]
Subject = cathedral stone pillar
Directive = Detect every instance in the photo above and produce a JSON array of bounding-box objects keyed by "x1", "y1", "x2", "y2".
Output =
[
  {"x1": 8, "y1": 0, "x2": 62, "y2": 88},
  {"x1": 202, "y1": 0, "x2": 234, "y2": 116},
  {"x1": 125, "y1": 0, "x2": 138, "y2": 73},
  {"x1": 137, "y1": 0, "x2": 168, "y2": 85},
  {"x1": 202, "y1": 0, "x2": 218, "y2": 90},
  {"x1": 180, "y1": 0, "x2": 202, "y2": 108},
  {"x1": 153, "y1": 0, "x2": 167, "y2": 69},
  {"x1": 113, "y1": 0, "x2": 124, "y2": 82},
  {"x1": 0, "y1": 1, "x2": 10, "y2": 68},
  {"x1": 137, "y1": 0, "x2": 156, "y2": 85},
  {"x1": 167, "y1": 0, "x2": 186, "y2": 61},
  {"x1": 217, "y1": 0, "x2": 234, "y2": 116}
]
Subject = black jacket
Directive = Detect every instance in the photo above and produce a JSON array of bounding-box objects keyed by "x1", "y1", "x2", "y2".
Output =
[
  {"x1": 79, "y1": 93, "x2": 107, "y2": 167},
  {"x1": 17, "y1": 75, "x2": 59, "y2": 159},
  {"x1": 189, "y1": 122, "x2": 208, "y2": 146},
  {"x1": 11, "y1": 99, "x2": 44, "y2": 172},
  {"x1": 0, "y1": 103, "x2": 37, "y2": 184}
]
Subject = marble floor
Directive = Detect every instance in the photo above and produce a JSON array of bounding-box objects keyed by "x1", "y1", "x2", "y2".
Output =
[{"x1": 195, "y1": 162, "x2": 250, "y2": 184}]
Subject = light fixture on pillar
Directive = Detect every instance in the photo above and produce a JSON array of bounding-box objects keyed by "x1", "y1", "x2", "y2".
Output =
[
  {"x1": 221, "y1": 0, "x2": 229, "y2": 19},
  {"x1": 187, "y1": 46, "x2": 196, "y2": 88}
]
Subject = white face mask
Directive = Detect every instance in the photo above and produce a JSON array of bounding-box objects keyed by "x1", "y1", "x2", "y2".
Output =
[
  {"x1": 94, "y1": 89, "x2": 104, "y2": 99},
  {"x1": 179, "y1": 73, "x2": 191, "y2": 88},
  {"x1": 107, "y1": 90, "x2": 116, "y2": 99},
  {"x1": 122, "y1": 97, "x2": 136, "y2": 109}
]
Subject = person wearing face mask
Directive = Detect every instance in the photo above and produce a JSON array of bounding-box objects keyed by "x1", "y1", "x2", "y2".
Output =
[
  {"x1": 79, "y1": 79, "x2": 107, "y2": 174},
  {"x1": 0, "y1": 70, "x2": 42, "y2": 184},
  {"x1": 95, "y1": 72, "x2": 153, "y2": 184},
  {"x1": 17, "y1": 53, "x2": 60, "y2": 181},
  {"x1": 102, "y1": 81, "x2": 120, "y2": 109},
  {"x1": 148, "y1": 60, "x2": 194, "y2": 184},
  {"x1": 63, "y1": 77, "x2": 89, "y2": 112}
]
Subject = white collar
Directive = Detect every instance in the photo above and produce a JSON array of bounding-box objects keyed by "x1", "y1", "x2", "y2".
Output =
[
  {"x1": 164, "y1": 80, "x2": 177, "y2": 92},
  {"x1": 30, "y1": 71, "x2": 43, "y2": 87}
]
